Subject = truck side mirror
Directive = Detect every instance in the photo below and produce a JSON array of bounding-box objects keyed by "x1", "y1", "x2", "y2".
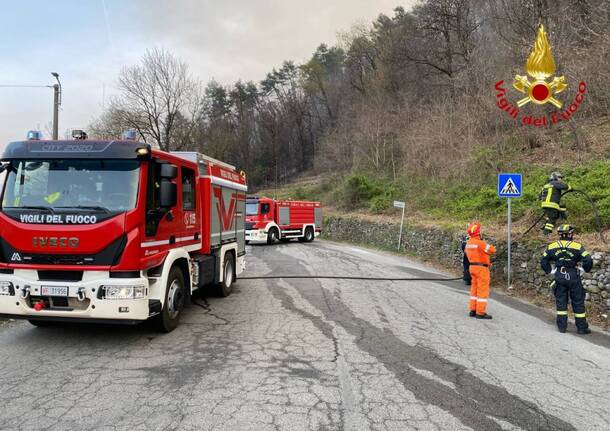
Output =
[
  {"x1": 160, "y1": 164, "x2": 178, "y2": 180},
  {"x1": 159, "y1": 180, "x2": 177, "y2": 208}
]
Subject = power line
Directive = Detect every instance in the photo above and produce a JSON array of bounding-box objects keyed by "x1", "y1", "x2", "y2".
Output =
[{"x1": 0, "y1": 85, "x2": 53, "y2": 88}]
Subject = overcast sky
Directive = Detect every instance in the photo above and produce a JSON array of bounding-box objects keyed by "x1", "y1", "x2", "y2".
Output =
[{"x1": 0, "y1": 0, "x2": 415, "y2": 146}]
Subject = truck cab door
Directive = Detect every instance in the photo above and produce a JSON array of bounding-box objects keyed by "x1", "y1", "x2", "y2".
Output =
[
  {"x1": 143, "y1": 160, "x2": 181, "y2": 251},
  {"x1": 179, "y1": 166, "x2": 200, "y2": 245},
  {"x1": 260, "y1": 202, "x2": 271, "y2": 224}
]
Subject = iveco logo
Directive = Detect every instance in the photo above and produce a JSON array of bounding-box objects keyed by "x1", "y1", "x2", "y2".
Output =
[{"x1": 32, "y1": 237, "x2": 80, "y2": 248}]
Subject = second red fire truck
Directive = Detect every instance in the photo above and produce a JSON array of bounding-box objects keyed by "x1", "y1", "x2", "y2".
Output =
[
  {"x1": 245, "y1": 197, "x2": 322, "y2": 244},
  {"x1": 0, "y1": 132, "x2": 247, "y2": 332}
]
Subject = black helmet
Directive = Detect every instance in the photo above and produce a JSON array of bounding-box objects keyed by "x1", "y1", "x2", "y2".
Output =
[
  {"x1": 557, "y1": 224, "x2": 575, "y2": 239},
  {"x1": 549, "y1": 171, "x2": 563, "y2": 181}
]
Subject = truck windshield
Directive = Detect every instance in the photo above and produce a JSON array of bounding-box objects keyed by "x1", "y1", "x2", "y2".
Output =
[
  {"x1": 1, "y1": 159, "x2": 140, "y2": 212},
  {"x1": 246, "y1": 202, "x2": 259, "y2": 215}
]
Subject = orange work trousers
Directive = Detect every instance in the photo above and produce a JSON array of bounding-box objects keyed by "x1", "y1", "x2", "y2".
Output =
[{"x1": 469, "y1": 266, "x2": 490, "y2": 315}]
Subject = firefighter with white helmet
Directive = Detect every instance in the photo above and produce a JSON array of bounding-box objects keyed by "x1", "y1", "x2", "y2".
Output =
[{"x1": 540, "y1": 171, "x2": 571, "y2": 234}]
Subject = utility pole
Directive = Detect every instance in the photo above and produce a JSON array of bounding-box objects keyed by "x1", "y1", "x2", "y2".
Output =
[
  {"x1": 0, "y1": 72, "x2": 62, "y2": 139},
  {"x1": 51, "y1": 73, "x2": 62, "y2": 140},
  {"x1": 52, "y1": 84, "x2": 60, "y2": 139}
]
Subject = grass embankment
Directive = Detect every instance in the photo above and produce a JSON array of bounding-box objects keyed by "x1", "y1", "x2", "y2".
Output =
[
  {"x1": 257, "y1": 115, "x2": 610, "y2": 245},
  {"x1": 258, "y1": 161, "x2": 610, "y2": 246}
]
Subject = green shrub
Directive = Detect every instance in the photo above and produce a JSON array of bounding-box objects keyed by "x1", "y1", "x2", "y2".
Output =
[
  {"x1": 344, "y1": 175, "x2": 381, "y2": 205},
  {"x1": 560, "y1": 162, "x2": 610, "y2": 230},
  {"x1": 369, "y1": 194, "x2": 392, "y2": 213}
]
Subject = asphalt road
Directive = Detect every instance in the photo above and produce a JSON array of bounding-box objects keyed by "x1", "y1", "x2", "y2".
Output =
[{"x1": 1, "y1": 240, "x2": 609, "y2": 431}]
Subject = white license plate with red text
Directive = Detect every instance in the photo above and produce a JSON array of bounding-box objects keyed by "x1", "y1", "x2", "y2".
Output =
[{"x1": 41, "y1": 286, "x2": 69, "y2": 297}]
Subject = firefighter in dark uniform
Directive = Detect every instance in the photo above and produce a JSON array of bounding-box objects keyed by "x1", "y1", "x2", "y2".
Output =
[
  {"x1": 540, "y1": 171, "x2": 571, "y2": 234},
  {"x1": 460, "y1": 235, "x2": 471, "y2": 285},
  {"x1": 540, "y1": 224, "x2": 593, "y2": 334}
]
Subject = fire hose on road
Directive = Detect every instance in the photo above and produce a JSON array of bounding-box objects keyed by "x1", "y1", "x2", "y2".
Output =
[
  {"x1": 241, "y1": 190, "x2": 605, "y2": 284},
  {"x1": 240, "y1": 275, "x2": 463, "y2": 281}
]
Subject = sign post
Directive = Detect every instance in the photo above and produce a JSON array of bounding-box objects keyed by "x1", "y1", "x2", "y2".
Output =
[
  {"x1": 498, "y1": 173, "x2": 522, "y2": 288},
  {"x1": 394, "y1": 200, "x2": 406, "y2": 251},
  {"x1": 507, "y1": 197, "x2": 512, "y2": 288}
]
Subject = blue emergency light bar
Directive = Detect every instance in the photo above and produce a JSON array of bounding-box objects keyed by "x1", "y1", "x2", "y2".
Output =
[
  {"x1": 122, "y1": 130, "x2": 137, "y2": 140},
  {"x1": 26, "y1": 130, "x2": 42, "y2": 140}
]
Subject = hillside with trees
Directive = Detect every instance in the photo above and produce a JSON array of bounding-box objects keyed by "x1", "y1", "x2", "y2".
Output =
[{"x1": 91, "y1": 0, "x2": 610, "y2": 233}]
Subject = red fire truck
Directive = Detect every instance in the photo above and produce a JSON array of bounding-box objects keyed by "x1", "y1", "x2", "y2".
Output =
[
  {"x1": 0, "y1": 132, "x2": 247, "y2": 332},
  {"x1": 245, "y1": 197, "x2": 322, "y2": 244}
]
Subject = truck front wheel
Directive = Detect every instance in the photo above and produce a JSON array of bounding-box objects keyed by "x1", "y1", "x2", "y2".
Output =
[
  {"x1": 155, "y1": 266, "x2": 185, "y2": 333},
  {"x1": 216, "y1": 252, "x2": 235, "y2": 297},
  {"x1": 267, "y1": 228, "x2": 278, "y2": 245}
]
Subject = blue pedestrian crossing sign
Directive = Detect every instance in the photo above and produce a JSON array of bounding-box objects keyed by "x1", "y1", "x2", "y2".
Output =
[{"x1": 498, "y1": 173, "x2": 522, "y2": 198}]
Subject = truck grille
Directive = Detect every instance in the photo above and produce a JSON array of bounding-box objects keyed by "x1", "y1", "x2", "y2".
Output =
[
  {"x1": 0, "y1": 235, "x2": 126, "y2": 266},
  {"x1": 38, "y1": 270, "x2": 83, "y2": 282}
]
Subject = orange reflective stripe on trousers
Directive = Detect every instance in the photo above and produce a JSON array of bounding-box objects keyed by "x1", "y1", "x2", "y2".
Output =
[{"x1": 469, "y1": 266, "x2": 490, "y2": 315}]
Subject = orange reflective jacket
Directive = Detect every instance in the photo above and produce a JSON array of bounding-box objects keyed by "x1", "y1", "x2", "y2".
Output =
[{"x1": 465, "y1": 236, "x2": 496, "y2": 265}]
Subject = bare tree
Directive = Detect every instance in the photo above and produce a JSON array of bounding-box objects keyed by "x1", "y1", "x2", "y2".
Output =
[{"x1": 106, "y1": 48, "x2": 202, "y2": 151}]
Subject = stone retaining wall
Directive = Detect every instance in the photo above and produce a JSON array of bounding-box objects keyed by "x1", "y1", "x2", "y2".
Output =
[{"x1": 323, "y1": 215, "x2": 609, "y2": 317}]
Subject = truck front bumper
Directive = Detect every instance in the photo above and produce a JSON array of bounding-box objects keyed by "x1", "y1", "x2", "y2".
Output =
[
  {"x1": 0, "y1": 270, "x2": 151, "y2": 322},
  {"x1": 245, "y1": 229, "x2": 267, "y2": 242}
]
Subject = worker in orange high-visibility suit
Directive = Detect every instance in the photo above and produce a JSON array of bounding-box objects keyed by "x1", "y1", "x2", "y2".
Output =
[{"x1": 464, "y1": 222, "x2": 496, "y2": 319}]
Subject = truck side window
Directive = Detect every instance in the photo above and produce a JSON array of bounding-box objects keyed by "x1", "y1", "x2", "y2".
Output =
[
  {"x1": 145, "y1": 161, "x2": 162, "y2": 237},
  {"x1": 182, "y1": 168, "x2": 195, "y2": 211},
  {"x1": 261, "y1": 203, "x2": 270, "y2": 214}
]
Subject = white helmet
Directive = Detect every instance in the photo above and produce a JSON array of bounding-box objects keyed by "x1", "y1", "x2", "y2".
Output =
[{"x1": 549, "y1": 171, "x2": 563, "y2": 181}]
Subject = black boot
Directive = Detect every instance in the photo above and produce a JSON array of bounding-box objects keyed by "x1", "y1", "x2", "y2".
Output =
[
  {"x1": 558, "y1": 327, "x2": 567, "y2": 333},
  {"x1": 575, "y1": 317, "x2": 590, "y2": 335},
  {"x1": 469, "y1": 311, "x2": 476, "y2": 317},
  {"x1": 476, "y1": 313, "x2": 492, "y2": 320}
]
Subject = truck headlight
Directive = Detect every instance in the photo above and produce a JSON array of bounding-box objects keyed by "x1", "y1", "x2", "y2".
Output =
[
  {"x1": 0, "y1": 281, "x2": 14, "y2": 296},
  {"x1": 102, "y1": 285, "x2": 147, "y2": 300}
]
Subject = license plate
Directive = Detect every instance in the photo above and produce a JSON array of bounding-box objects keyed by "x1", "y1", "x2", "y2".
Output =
[{"x1": 41, "y1": 286, "x2": 69, "y2": 297}]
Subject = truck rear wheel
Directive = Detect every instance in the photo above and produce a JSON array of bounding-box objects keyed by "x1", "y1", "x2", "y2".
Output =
[
  {"x1": 155, "y1": 266, "x2": 185, "y2": 333},
  {"x1": 216, "y1": 252, "x2": 235, "y2": 297},
  {"x1": 267, "y1": 228, "x2": 278, "y2": 245},
  {"x1": 299, "y1": 227, "x2": 314, "y2": 242}
]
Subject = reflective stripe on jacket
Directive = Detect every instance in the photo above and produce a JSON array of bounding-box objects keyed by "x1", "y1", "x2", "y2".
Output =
[
  {"x1": 540, "y1": 180, "x2": 571, "y2": 209},
  {"x1": 465, "y1": 237, "x2": 496, "y2": 266},
  {"x1": 540, "y1": 240, "x2": 593, "y2": 274}
]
